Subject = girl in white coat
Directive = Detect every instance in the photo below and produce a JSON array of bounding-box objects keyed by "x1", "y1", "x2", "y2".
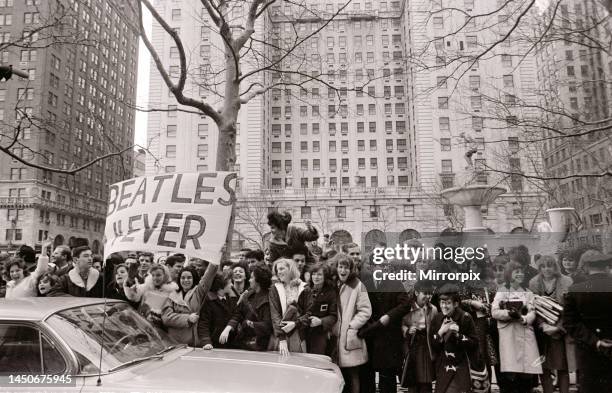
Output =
[
  {"x1": 334, "y1": 254, "x2": 372, "y2": 393},
  {"x1": 492, "y1": 261, "x2": 542, "y2": 393}
]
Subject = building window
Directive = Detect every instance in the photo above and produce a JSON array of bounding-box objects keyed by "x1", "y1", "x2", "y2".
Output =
[
  {"x1": 503, "y1": 74, "x2": 514, "y2": 88},
  {"x1": 501, "y1": 54, "x2": 512, "y2": 67},
  {"x1": 440, "y1": 138, "x2": 451, "y2": 151},
  {"x1": 197, "y1": 144, "x2": 208, "y2": 157},
  {"x1": 403, "y1": 205, "x2": 415, "y2": 217},
  {"x1": 438, "y1": 97, "x2": 448, "y2": 109},
  {"x1": 335, "y1": 206, "x2": 346, "y2": 218},
  {"x1": 166, "y1": 125, "x2": 177, "y2": 137},
  {"x1": 165, "y1": 145, "x2": 176, "y2": 158},
  {"x1": 167, "y1": 105, "x2": 177, "y2": 117},
  {"x1": 470, "y1": 95, "x2": 482, "y2": 109},
  {"x1": 165, "y1": 166, "x2": 176, "y2": 173},
  {"x1": 171, "y1": 9, "x2": 181, "y2": 20},
  {"x1": 301, "y1": 206, "x2": 311, "y2": 219},
  {"x1": 441, "y1": 159, "x2": 453, "y2": 173}
]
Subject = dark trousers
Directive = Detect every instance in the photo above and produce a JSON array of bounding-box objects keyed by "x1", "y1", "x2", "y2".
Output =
[
  {"x1": 501, "y1": 372, "x2": 536, "y2": 393},
  {"x1": 359, "y1": 362, "x2": 398, "y2": 393},
  {"x1": 408, "y1": 383, "x2": 433, "y2": 393}
]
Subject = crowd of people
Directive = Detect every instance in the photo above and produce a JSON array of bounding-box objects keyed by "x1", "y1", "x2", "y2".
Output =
[{"x1": 1, "y1": 210, "x2": 611, "y2": 393}]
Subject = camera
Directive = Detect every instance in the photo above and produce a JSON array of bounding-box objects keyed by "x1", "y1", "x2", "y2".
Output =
[{"x1": 499, "y1": 300, "x2": 528, "y2": 319}]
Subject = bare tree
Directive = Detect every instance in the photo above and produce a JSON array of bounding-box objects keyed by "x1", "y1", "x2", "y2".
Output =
[
  {"x1": 131, "y1": 0, "x2": 357, "y2": 284},
  {"x1": 234, "y1": 190, "x2": 276, "y2": 250}
]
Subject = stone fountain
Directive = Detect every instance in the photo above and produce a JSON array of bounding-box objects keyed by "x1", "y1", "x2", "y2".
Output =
[{"x1": 440, "y1": 185, "x2": 506, "y2": 232}]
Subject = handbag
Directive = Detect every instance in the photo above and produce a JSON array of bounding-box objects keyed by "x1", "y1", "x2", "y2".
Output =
[{"x1": 468, "y1": 357, "x2": 490, "y2": 393}]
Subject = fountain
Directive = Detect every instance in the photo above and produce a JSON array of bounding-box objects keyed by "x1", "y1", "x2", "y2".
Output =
[{"x1": 440, "y1": 185, "x2": 506, "y2": 232}]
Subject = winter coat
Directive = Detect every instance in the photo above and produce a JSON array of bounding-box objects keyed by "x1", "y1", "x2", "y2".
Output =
[
  {"x1": 5, "y1": 256, "x2": 48, "y2": 299},
  {"x1": 528, "y1": 273, "x2": 576, "y2": 372},
  {"x1": 563, "y1": 272, "x2": 612, "y2": 392},
  {"x1": 268, "y1": 225, "x2": 319, "y2": 265},
  {"x1": 161, "y1": 284, "x2": 207, "y2": 346},
  {"x1": 48, "y1": 261, "x2": 73, "y2": 277},
  {"x1": 360, "y1": 275, "x2": 411, "y2": 371},
  {"x1": 198, "y1": 292, "x2": 237, "y2": 347},
  {"x1": 124, "y1": 276, "x2": 178, "y2": 328},
  {"x1": 492, "y1": 286, "x2": 542, "y2": 374},
  {"x1": 105, "y1": 282, "x2": 136, "y2": 306},
  {"x1": 430, "y1": 308, "x2": 478, "y2": 393},
  {"x1": 57, "y1": 257, "x2": 116, "y2": 298},
  {"x1": 269, "y1": 280, "x2": 307, "y2": 352},
  {"x1": 335, "y1": 277, "x2": 372, "y2": 368},
  {"x1": 402, "y1": 301, "x2": 438, "y2": 358},
  {"x1": 296, "y1": 284, "x2": 338, "y2": 355},
  {"x1": 228, "y1": 288, "x2": 273, "y2": 351}
]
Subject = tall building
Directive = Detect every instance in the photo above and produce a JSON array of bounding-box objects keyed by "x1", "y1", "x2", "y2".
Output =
[
  {"x1": 403, "y1": 0, "x2": 548, "y2": 229},
  {"x1": 535, "y1": 0, "x2": 612, "y2": 243},
  {"x1": 144, "y1": 0, "x2": 268, "y2": 194},
  {"x1": 233, "y1": 0, "x2": 549, "y2": 251},
  {"x1": 0, "y1": 0, "x2": 139, "y2": 253}
]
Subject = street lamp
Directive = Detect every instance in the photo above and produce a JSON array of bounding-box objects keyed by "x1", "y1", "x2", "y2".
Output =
[{"x1": 0, "y1": 65, "x2": 29, "y2": 81}]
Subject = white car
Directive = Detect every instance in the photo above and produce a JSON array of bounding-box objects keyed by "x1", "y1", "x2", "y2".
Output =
[{"x1": 0, "y1": 297, "x2": 344, "y2": 392}]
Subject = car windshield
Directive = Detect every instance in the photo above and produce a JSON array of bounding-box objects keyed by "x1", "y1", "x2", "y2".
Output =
[{"x1": 46, "y1": 302, "x2": 177, "y2": 374}]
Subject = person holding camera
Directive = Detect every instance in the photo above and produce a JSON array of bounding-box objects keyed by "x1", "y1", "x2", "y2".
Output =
[{"x1": 492, "y1": 261, "x2": 542, "y2": 393}]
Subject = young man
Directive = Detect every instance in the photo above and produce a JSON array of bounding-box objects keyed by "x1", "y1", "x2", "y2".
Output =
[
  {"x1": 244, "y1": 249, "x2": 265, "y2": 269},
  {"x1": 58, "y1": 246, "x2": 106, "y2": 297},
  {"x1": 430, "y1": 284, "x2": 478, "y2": 393},
  {"x1": 359, "y1": 256, "x2": 411, "y2": 393},
  {"x1": 342, "y1": 243, "x2": 362, "y2": 272},
  {"x1": 166, "y1": 254, "x2": 186, "y2": 281},
  {"x1": 138, "y1": 252, "x2": 155, "y2": 278}
]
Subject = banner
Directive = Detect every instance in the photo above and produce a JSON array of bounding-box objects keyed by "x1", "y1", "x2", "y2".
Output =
[{"x1": 104, "y1": 172, "x2": 237, "y2": 264}]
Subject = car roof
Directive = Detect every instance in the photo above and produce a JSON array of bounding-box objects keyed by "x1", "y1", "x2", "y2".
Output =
[{"x1": 0, "y1": 298, "x2": 121, "y2": 321}]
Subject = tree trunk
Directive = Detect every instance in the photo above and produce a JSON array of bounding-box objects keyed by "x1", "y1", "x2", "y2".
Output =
[{"x1": 195, "y1": 40, "x2": 242, "y2": 303}]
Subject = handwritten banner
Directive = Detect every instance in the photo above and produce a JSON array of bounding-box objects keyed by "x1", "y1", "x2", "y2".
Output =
[{"x1": 104, "y1": 172, "x2": 237, "y2": 264}]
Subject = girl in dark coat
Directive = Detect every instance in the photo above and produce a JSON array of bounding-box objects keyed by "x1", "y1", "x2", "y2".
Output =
[
  {"x1": 297, "y1": 263, "x2": 338, "y2": 355},
  {"x1": 162, "y1": 267, "x2": 207, "y2": 346},
  {"x1": 220, "y1": 265, "x2": 273, "y2": 351},
  {"x1": 401, "y1": 280, "x2": 437, "y2": 392},
  {"x1": 267, "y1": 211, "x2": 319, "y2": 265},
  {"x1": 106, "y1": 263, "x2": 135, "y2": 304},
  {"x1": 198, "y1": 273, "x2": 237, "y2": 349},
  {"x1": 430, "y1": 284, "x2": 478, "y2": 393}
]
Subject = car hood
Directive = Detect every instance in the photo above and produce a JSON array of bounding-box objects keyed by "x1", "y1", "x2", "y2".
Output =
[{"x1": 93, "y1": 348, "x2": 343, "y2": 393}]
